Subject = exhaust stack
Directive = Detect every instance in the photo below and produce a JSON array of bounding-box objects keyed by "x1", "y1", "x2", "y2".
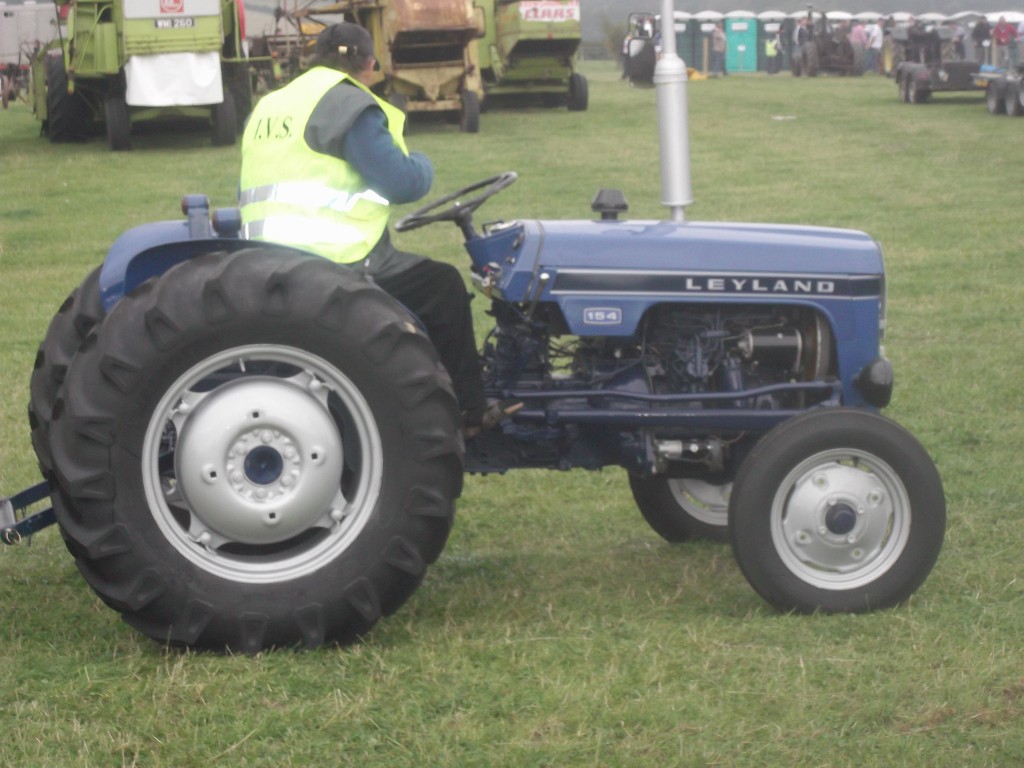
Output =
[{"x1": 654, "y1": 0, "x2": 694, "y2": 221}]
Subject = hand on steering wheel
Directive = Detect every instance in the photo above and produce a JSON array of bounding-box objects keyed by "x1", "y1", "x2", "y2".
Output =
[{"x1": 394, "y1": 172, "x2": 518, "y2": 233}]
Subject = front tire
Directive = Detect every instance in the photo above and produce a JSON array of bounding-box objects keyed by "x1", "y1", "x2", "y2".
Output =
[
  {"x1": 567, "y1": 72, "x2": 589, "y2": 111},
  {"x1": 729, "y1": 409, "x2": 944, "y2": 614},
  {"x1": 48, "y1": 248, "x2": 464, "y2": 652},
  {"x1": 104, "y1": 93, "x2": 132, "y2": 151},
  {"x1": 629, "y1": 476, "x2": 730, "y2": 542}
]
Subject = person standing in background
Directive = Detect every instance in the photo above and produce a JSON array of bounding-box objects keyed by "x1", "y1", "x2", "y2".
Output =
[
  {"x1": 972, "y1": 16, "x2": 992, "y2": 65},
  {"x1": 710, "y1": 22, "x2": 727, "y2": 76},
  {"x1": 866, "y1": 18, "x2": 884, "y2": 73}
]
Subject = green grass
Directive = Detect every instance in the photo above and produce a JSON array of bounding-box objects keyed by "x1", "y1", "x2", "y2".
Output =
[{"x1": 2, "y1": 63, "x2": 1024, "y2": 766}]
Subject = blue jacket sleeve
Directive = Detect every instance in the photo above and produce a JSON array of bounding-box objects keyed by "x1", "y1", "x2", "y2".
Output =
[{"x1": 341, "y1": 108, "x2": 434, "y2": 205}]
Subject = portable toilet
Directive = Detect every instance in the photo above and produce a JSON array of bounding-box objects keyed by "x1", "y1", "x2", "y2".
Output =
[
  {"x1": 725, "y1": 10, "x2": 758, "y2": 73},
  {"x1": 758, "y1": 10, "x2": 787, "y2": 72},
  {"x1": 692, "y1": 10, "x2": 723, "y2": 73},
  {"x1": 670, "y1": 11, "x2": 701, "y2": 69}
]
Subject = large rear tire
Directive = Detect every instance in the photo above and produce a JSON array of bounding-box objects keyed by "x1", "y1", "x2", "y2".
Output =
[
  {"x1": 28, "y1": 267, "x2": 105, "y2": 474},
  {"x1": 729, "y1": 409, "x2": 945, "y2": 614},
  {"x1": 48, "y1": 248, "x2": 464, "y2": 652}
]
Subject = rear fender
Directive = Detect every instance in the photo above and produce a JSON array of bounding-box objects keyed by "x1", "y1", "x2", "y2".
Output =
[
  {"x1": 99, "y1": 228, "x2": 251, "y2": 312},
  {"x1": 99, "y1": 196, "x2": 246, "y2": 311}
]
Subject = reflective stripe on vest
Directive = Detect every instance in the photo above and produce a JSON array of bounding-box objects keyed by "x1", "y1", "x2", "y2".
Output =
[
  {"x1": 239, "y1": 67, "x2": 407, "y2": 264},
  {"x1": 239, "y1": 182, "x2": 389, "y2": 212}
]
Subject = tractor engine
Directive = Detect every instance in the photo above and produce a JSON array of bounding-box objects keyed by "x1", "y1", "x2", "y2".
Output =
[
  {"x1": 479, "y1": 301, "x2": 836, "y2": 476},
  {"x1": 570, "y1": 305, "x2": 834, "y2": 410}
]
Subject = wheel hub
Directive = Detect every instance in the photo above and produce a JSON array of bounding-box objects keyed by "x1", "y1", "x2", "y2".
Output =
[
  {"x1": 773, "y1": 452, "x2": 910, "y2": 588},
  {"x1": 244, "y1": 444, "x2": 285, "y2": 485},
  {"x1": 824, "y1": 502, "x2": 858, "y2": 536},
  {"x1": 174, "y1": 376, "x2": 344, "y2": 545}
]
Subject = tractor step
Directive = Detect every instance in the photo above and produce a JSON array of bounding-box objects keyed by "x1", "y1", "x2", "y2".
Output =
[{"x1": 1, "y1": 481, "x2": 56, "y2": 545}]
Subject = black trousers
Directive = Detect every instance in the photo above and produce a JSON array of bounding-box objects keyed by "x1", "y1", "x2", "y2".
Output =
[{"x1": 371, "y1": 257, "x2": 486, "y2": 423}]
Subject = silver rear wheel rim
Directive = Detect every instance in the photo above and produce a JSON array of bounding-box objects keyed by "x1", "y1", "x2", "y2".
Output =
[{"x1": 141, "y1": 344, "x2": 383, "y2": 584}]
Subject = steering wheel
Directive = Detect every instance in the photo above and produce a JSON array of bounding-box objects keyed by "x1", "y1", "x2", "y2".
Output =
[{"x1": 394, "y1": 172, "x2": 518, "y2": 233}]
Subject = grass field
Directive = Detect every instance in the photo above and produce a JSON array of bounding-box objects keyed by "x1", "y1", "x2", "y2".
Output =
[{"x1": 2, "y1": 62, "x2": 1024, "y2": 766}]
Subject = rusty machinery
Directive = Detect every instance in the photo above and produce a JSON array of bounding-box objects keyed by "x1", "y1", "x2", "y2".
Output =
[{"x1": 252, "y1": 0, "x2": 484, "y2": 132}]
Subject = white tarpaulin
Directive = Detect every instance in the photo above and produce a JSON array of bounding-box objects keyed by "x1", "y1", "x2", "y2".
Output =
[{"x1": 125, "y1": 51, "x2": 223, "y2": 107}]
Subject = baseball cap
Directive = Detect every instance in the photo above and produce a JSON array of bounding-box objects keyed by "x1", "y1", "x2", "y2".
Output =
[{"x1": 315, "y1": 23, "x2": 375, "y2": 59}]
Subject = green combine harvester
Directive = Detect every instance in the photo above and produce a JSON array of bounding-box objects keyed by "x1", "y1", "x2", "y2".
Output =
[
  {"x1": 474, "y1": 0, "x2": 586, "y2": 110},
  {"x1": 31, "y1": 0, "x2": 249, "y2": 150}
]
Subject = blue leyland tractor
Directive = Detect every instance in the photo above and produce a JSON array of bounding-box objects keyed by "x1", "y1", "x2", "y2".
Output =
[{"x1": 3, "y1": 14, "x2": 945, "y2": 654}]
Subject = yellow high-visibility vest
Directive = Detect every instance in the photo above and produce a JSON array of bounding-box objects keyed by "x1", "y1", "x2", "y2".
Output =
[{"x1": 240, "y1": 67, "x2": 408, "y2": 263}]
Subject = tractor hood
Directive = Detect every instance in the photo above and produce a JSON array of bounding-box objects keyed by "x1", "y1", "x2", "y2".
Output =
[
  {"x1": 467, "y1": 217, "x2": 886, "y2": 340},
  {"x1": 474, "y1": 218, "x2": 885, "y2": 302}
]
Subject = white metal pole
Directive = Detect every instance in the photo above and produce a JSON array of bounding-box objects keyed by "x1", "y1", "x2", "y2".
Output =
[{"x1": 655, "y1": 0, "x2": 693, "y2": 221}]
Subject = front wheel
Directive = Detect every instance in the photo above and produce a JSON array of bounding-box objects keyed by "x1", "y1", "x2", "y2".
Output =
[
  {"x1": 628, "y1": 475, "x2": 729, "y2": 542},
  {"x1": 567, "y1": 72, "x2": 589, "y2": 111},
  {"x1": 104, "y1": 93, "x2": 132, "y2": 151},
  {"x1": 48, "y1": 248, "x2": 464, "y2": 651},
  {"x1": 729, "y1": 409, "x2": 945, "y2": 614}
]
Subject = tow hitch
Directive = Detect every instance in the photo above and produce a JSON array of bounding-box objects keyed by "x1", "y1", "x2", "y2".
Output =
[{"x1": 1, "y1": 482, "x2": 56, "y2": 545}]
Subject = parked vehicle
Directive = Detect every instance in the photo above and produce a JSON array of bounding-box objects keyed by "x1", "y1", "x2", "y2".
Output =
[
  {"x1": 892, "y1": 22, "x2": 981, "y2": 104},
  {"x1": 30, "y1": 0, "x2": 250, "y2": 150},
  {"x1": 975, "y1": 64, "x2": 1024, "y2": 115},
  {"x1": 474, "y1": 0, "x2": 587, "y2": 111},
  {"x1": 250, "y1": 0, "x2": 484, "y2": 131},
  {"x1": 793, "y1": 11, "x2": 862, "y2": 77}
]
